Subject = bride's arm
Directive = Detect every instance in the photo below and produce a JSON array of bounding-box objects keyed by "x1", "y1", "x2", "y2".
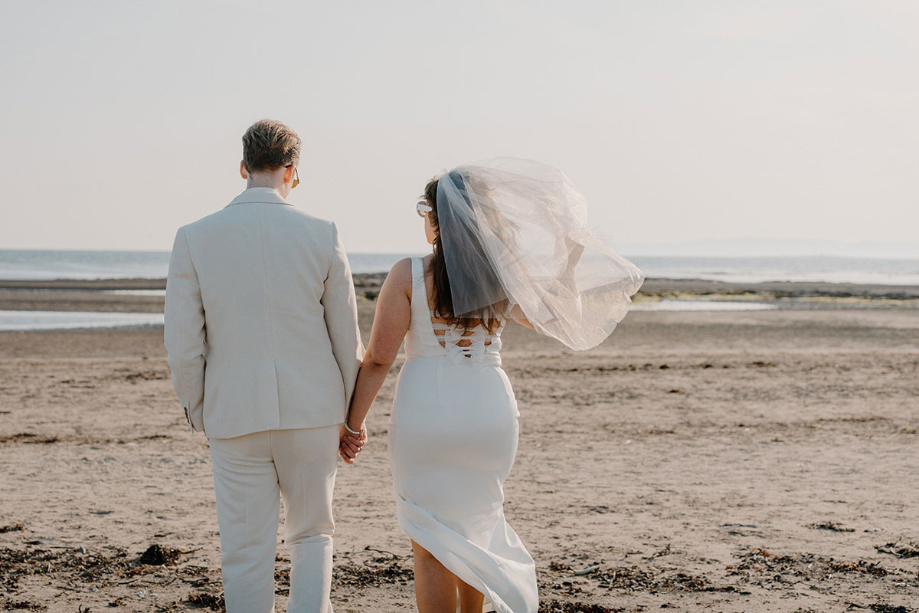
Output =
[
  {"x1": 341, "y1": 258, "x2": 413, "y2": 462},
  {"x1": 509, "y1": 304, "x2": 535, "y2": 330}
]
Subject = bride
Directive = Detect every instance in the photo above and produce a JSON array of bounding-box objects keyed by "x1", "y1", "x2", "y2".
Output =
[{"x1": 339, "y1": 158, "x2": 642, "y2": 612}]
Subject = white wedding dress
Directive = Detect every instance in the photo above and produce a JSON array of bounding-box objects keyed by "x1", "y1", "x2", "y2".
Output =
[{"x1": 388, "y1": 257, "x2": 538, "y2": 613}]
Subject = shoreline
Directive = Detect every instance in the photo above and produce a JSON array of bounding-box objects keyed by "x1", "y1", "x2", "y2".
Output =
[
  {"x1": 1, "y1": 276, "x2": 917, "y2": 315},
  {"x1": 4, "y1": 274, "x2": 918, "y2": 294}
]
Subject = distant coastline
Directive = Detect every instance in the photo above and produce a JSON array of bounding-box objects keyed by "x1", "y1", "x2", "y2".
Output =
[
  {"x1": 1, "y1": 276, "x2": 917, "y2": 320},
  {"x1": 1, "y1": 250, "x2": 918, "y2": 286}
]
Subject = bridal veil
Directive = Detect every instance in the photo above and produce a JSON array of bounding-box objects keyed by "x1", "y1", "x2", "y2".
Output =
[{"x1": 435, "y1": 157, "x2": 644, "y2": 351}]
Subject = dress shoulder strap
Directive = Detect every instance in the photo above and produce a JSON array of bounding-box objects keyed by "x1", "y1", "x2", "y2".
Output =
[
  {"x1": 409, "y1": 257, "x2": 425, "y2": 312},
  {"x1": 411, "y1": 257, "x2": 426, "y2": 286}
]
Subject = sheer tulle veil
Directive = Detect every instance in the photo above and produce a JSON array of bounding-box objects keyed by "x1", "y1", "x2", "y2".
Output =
[{"x1": 436, "y1": 157, "x2": 644, "y2": 351}]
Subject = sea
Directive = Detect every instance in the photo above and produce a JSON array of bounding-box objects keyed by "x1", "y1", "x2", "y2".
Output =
[
  {"x1": 2, "y1": 249, "x2": 918, "y2": 285},
  {"x1": 1, "y1": 250, "x2": 917, "y2": 331}
]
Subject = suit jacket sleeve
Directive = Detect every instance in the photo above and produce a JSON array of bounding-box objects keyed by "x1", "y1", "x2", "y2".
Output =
[
  {"x1": 321, "y1": 223, "x2": 364, "y2": 411},
  {"x1": 163, "y1": 226, "x2": 207, "y2": 433}
]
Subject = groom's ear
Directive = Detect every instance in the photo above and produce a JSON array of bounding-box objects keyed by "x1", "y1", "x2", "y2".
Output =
[{"x1": 239, "y1": 160, "x2": 248, "y2": 180}]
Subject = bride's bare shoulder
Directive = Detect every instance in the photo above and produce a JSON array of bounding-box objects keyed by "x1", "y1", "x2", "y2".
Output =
[{"x1": 384, "y1": 257, "x2": 414, "y2": 290}]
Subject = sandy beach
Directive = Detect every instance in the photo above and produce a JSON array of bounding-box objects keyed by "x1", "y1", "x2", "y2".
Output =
[{"x1": 1, "y1": 278, "x2": 918, "y2": 612}]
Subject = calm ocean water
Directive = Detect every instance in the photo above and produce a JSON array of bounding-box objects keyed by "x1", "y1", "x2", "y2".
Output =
[{"x1": 1, "y1": 250, "x2": 918, "y2": 285}]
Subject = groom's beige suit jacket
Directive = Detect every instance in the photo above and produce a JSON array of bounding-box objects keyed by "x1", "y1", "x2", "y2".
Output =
[{"x1": 164, "y1": 187, "x2": 363, "y2": 440}]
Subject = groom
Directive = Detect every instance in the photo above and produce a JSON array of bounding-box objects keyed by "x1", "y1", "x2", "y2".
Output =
[{"x1": 164, "y1": 119, "x2": 363, "y2": 612}]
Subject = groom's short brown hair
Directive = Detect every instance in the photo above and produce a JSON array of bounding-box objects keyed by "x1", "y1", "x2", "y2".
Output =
[{"x1": 242, "y1": 119, "x2": 301, "y2": 172}]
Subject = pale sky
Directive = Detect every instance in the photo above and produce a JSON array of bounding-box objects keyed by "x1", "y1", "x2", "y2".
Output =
[{"x1": 1, "y1": 1, "x2": 917, "y2": 255}]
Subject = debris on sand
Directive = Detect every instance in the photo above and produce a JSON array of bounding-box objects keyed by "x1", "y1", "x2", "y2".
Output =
[
  {"x1": 0, "y1": 433, "x2": 60, "y2": 445},
  {"x1": 0, "y1": 523, "x2": 24, "y2": 534},
  {"x1": 1, "y1": 543, "x2": 215, "y2": 600},
  {"x1": 728, "y1": 548, "x2": 892, "y2": 588},
  {"x1": 808, "y1": 522, "x2": 855, "y2": 532},
  {"x1": 1, "y1": 546, "x2": 134, "y2": 590},
  {"x1": 580, "y1": 505, "x2": 612, "y2": 514},
  {"x1": 658, "y1": 572, "x2": 747, "y2": 593},
  {"x1": 333, "y1": 561, "x2": 413, "y2": 587},
  {"x1": 539, "y1": 601, "x2": 623, "y2": 613},
  {"x1": 594, "y1": 566, "x2": 656, "y2": 591},
  {"x1": 876, "y1": 542, "x2": 919, "y2": 559},
  {"x1": 186, "y1": 592, "x2": 225, "y2": 611},
  {"x1": 591, "y1": 565, "x2": 745, "y2": 594},
  {"x1": 362, "y1": 545, "x2": 400, "y2": 563},
  {"x1": 119, "y1": 369, "x2": 169, "y2": 382},
  {"x1": 139, "y1": 544, "x2": 183, "y2": 566},
  {"x1": 1, "y1": 599, "x2": 47, "y2": 611},
  {"x1": 645, "y1": 544, "x2": 672, "y2": 560},
  {"x1": 328, "y1": 547, "x2": 414, "y2": 588},
  {"x1": 549, "y1": 561, "x2": 573, "y2": 572},
  {"x1": 868, "y1": 605, "x2": 911, "y2": 613},
  {"x1": 573, "y1": 562, "x2": 601, "y2": 576}
]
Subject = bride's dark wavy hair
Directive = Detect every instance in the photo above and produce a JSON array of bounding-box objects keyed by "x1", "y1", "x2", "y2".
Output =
[{"x1": 423, "y1": 173, "x2": 506, "y2": 334}]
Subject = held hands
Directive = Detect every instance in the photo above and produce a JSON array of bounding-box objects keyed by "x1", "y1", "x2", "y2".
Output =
[{"x1": 339, "y1": 423, "x2": 367, "y2": 464}]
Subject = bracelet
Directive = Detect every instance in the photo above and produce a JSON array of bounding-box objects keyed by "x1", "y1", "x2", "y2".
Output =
[{"x1": 343, "y1": 422, "x2": 362, "y2": 436}]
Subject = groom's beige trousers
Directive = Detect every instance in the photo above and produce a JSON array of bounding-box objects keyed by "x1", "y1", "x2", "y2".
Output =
[{"x1": 208, "y1": 425, "x2": 339, "y2": 613}]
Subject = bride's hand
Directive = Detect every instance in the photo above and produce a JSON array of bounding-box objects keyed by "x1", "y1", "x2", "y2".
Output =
[{"x1": 339, "y1": 424, "x2": 366, "y2": 464}]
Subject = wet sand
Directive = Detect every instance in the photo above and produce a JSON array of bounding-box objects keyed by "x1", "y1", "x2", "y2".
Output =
[
  {"x1": 1, "y1": 283, "x2": 918, "y2": 612},
  {"x1": 2, "y1": 274, "x2": 919, "y2": 313}
]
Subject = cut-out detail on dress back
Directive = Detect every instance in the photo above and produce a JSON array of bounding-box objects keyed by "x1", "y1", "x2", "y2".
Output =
[
  {"x1": 430, "y1": 309, "x2": 502, "y2": 364},
  {"x1": 406, "y1": 257, "x2": 504, "y2": 367}
]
